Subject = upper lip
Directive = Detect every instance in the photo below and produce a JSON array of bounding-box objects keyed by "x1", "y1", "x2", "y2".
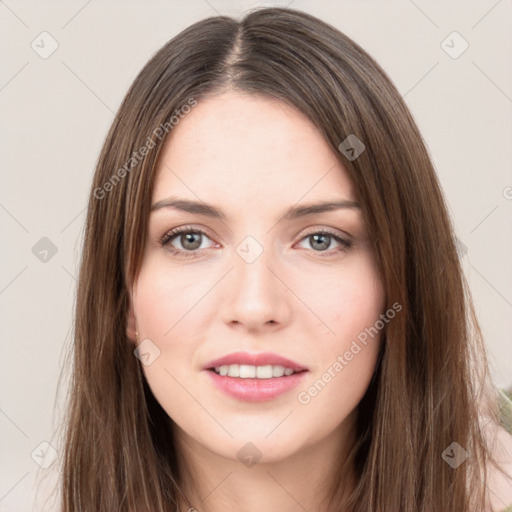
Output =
[{"x1": 203, "y1": 351, "x2": 309, "y2": 372}]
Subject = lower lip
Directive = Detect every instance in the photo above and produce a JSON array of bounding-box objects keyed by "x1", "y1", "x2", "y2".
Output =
[{"x1": 204, "y1": 369, "x2": 308, "y2": 402}]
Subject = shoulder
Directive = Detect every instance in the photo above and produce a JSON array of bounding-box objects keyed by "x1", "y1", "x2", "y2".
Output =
[{"x1": 486, "y1": 389, "x2": 512, "y2": 512}]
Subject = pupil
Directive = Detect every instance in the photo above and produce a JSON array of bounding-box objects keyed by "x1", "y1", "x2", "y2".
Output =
[
  {"x1": 183, "y1": 233, "x2": 201, "y2": 250},
  {"x1": 312, "y1": 234, "x2": 329, "y2": 251}
]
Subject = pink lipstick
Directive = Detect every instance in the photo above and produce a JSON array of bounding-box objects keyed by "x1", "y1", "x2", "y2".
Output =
[{"x1": 203, "y1": 351, "x2": 309, "y2": 402}]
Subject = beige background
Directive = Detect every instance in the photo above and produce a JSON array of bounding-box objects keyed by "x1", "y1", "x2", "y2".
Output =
[{"x1": 1, "y1": 1, "x2": 511, "y2": 510}]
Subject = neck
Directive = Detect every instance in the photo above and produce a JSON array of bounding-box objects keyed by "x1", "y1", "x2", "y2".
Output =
[{"x1": 172, "y1": 410, "x2": 358, "y2": 512}]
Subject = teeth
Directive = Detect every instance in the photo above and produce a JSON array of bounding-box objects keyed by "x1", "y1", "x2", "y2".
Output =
[
  {"x1": 256, "y1": 365, "x2": 273, "y2": 378},
  {"x1": 228, "y1": 365, "x2": 239, "y2": 377},
  {"x1": 272, "y1": 365, "x2": 285, "y2": 377},
  {"x1": 213, "y1": 364, "x2": 298, "y2": 378}
]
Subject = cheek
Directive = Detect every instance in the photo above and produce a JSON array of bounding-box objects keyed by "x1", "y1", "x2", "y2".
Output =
[
  {"x1": 133, "y1": 260, "x2": 208, "y2": 397},
  {"x1": 294, "y1": 254, "x2": 385, "y2": 407},
  {"x1": 294, "y1": 251, "x2": 386, "y2": 346},
  {"x1": 135, "y1": 258, "x2": 210, "y2": 340},
  {"x1": 134, "y1": 262, "x2": 208, "y2": 422}
]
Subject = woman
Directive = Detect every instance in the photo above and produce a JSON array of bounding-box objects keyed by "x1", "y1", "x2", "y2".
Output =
[{"x1": 56, "y1": 7, "x2": 512, "y2": 511}]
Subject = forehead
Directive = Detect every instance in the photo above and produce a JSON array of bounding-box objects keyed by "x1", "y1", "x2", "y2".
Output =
[{"x1": 152, "y1": 91, "x2": 356, "y2": 206}]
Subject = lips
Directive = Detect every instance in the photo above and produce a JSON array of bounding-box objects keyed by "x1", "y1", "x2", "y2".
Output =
[
  {"x1": 203, "y1": 351, "x2": 309, "y2": 372},
  {"x1": 202, "y1": 351, "x2": 309, "y2": 402}
]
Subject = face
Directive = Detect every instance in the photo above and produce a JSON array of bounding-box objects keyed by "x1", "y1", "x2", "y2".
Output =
[{"x1": 127, "y1": 91, "x2": 386, "y2": 464}]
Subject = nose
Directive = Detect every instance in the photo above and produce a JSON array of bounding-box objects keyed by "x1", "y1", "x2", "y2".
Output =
[{"x1": 219, "y1": 245, "x2": 292, "y2": 333}]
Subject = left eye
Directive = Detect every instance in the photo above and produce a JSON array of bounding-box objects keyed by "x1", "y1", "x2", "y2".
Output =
[{"x1": 296, "y1": 232, "x2": 352, "y2": 253}]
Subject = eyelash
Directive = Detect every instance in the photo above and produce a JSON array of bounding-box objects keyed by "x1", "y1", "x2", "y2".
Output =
[{"x1": 158, "y1": 225, "x2": 353, "y2": 259}]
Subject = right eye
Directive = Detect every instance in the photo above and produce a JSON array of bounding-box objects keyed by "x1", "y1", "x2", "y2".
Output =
[{"x1": 160, "y1": 227, "x2": 217, "y2": 258}]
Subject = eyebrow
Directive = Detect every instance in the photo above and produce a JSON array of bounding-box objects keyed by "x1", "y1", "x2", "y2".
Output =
[{"x1": 150, "y1": 196, "x2": 360, "y2": 222}]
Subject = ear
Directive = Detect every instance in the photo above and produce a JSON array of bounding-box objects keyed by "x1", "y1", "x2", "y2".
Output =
[{"x1": 126, "y1": 293, "x2": 137, "y2": 345}]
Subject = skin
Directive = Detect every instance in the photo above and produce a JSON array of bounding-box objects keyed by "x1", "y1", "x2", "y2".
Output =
[
  {"x1": 126, "y1": 91, "x2": 387, "y2": 512},
  {"x1": 486, "y1": 419, "x2": 512, "y2": 511}
]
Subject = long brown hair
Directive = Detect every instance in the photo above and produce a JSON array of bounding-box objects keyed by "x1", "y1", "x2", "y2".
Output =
[{"x1": 52, "y1": 7, "x2": 507, "y2": 511}]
